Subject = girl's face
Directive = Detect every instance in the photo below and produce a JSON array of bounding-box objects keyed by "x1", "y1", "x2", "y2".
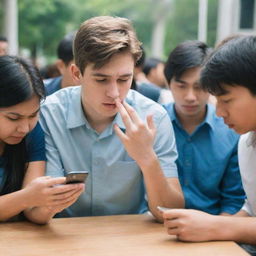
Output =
[{"x1": 0, "y1": 95, "x2": 40, "y2": 146}]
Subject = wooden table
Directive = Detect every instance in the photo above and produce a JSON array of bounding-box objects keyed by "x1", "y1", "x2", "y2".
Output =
[{"x1": 0, "y1": 214, "x2": 249, "y2": 256}]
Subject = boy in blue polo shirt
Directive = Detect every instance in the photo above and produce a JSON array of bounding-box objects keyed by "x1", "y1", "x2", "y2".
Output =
[
  {"x1": 40, "y1": 16, "x2": 184, "y2": 221},
  {"x1": 163, "y1": 40, "x2": 245, "y2": 215}
]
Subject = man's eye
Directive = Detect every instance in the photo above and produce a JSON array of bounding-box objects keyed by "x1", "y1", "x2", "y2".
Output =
[
  {"x1": 29, "y1": 114, "x2": 38, "y2": 119},
  {"x1": 118, "y1": 79, "x2": 128, "y2": 82},
  {"x1": 222, "y1": 99, "x2": 231, "y2": 104},
  {"x1": 7, "y1": 117, "x2": 19, "y2": 121},
  {"x1": 96, "y1": 79, "x2": 106, "y2": 83}
]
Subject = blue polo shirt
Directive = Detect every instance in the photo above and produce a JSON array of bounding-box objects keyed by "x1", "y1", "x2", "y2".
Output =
[
  {"x1": 163, "y1": 103, "x2": 245, "y2": 215},
  {"x1": 40, "y1": 86, "x2": 178, "y2": 217}
]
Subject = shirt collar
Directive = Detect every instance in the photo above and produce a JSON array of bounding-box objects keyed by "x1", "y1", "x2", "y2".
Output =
[
  {"x1": 66, "y1": 87, "x2": 87, "y2": 129},
  {"x1": 66, "y1": 87, "x2": 127, "y2": 131},
  {"x1": 169, "y1": 103, "x2": 215, "y2": 130},
  {"x1": 204, "y1": 104, "x2": 216, "y2": 130}
]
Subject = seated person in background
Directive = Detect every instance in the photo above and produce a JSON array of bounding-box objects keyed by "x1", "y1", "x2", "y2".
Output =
[
  {"x1": 163, "y1": 40, "x2": 245, "y2": 215},
  {"x1": 40, "y1": 16, "x2": 184, "y2": 221},
  {"x1": 131, "y1": 47, "x2": 161, "y2": 102},
  {"x1": 40, "y1": 63, "x2": 61, "y2": 80},
  {"x1": 143, "y1": 57, "x2": 173, "y2": 104},
  {"x1": 160, "y1": 36, "x2": 256, "y2": 256},
  {"x1": 44, "y1": 32, "x2": 79, "y2": 96},
  {"x1": 0, "y1": 56, "x2": 84, "y2": 224},
  {"x1": 143, "y1": 57, "x2": 166, "y2": 88},
  {"x1": 0, "y1": 36, "x2": 8, "y2": 56}
]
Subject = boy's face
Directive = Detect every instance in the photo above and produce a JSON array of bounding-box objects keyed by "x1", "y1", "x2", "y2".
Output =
[
  {"x1": 72, "y1": 52, "x2": 134, "y2": 125},
  {"x1": 216, "y1": 85, "x2": 256, "y2": 134},
  {"x1": 169, "y1": 67, "x2": 209, "y2": 120}
]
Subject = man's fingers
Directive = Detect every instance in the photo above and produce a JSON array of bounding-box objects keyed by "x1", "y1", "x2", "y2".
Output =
[
  {"x1": 115, "y1": 100, "x2": 133, "y2": 130},
  {"x1": 147, "y1": 114, "x2": 155, "y2": 131},
  {"x1": 123, "y1": 101, "x2": 141, "y2": 124},
  {"x1": 114, "y1": 124, "x2": 128, "y2": 141}
]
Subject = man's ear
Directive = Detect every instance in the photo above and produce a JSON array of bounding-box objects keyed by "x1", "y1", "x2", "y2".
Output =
[{"x1": 71, "y1": 64, "x2": 82, "y2": 83}]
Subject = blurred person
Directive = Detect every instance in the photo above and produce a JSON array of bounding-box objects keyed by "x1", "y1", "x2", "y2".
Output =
[
  {"x1": 0, "y1": 56, "x2": 84, "y2": 224},
  {"x1": 40, "y1": 63, "x2": 61, "y2": 80},
  {"x1": 131, "y1": 47, "x2": 161, "y2": 102},
  {"x1": 143, "y1": 57, "x2": 173, "y2": 104},
  {"x1": 40, "y1": 16, "x2": 184, "y2": 221},
  {"x1": 44, "y1": 32, "x2": 79, "y2": 96},
  {"x1": 163, "y1": 40, "x2": 245, "y2": 215},
  {"x1": 0, "y1": 36, "x2": 8, "y2": 56},
  {"x1": 143, "y1": 57, "x2": 166, "y2": 88},
  {"x1": 160, "y1": 36, "x2": 256, "y2": 256}
]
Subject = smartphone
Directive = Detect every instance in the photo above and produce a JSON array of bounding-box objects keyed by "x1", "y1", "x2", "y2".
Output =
[{"x1": 66, "y1": 171, "x2": 89, "y2": 184}]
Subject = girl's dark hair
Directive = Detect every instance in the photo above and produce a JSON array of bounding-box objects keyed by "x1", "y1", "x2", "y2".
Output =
[{"x1": 0, "y1": 55, "x2": 45, "y2": 196}]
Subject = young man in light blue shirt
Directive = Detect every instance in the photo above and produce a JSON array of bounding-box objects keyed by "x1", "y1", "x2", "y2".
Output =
[
  {"x1": 40, "y1": 16, "x2": 184, "y2": 221},
  {"x1": 163, "y1": 40, "x2": 245, "y2": 215}
]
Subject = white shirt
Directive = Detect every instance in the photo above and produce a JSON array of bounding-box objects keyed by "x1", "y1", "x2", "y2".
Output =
[{"x1": 239, "y1": 132, "x2": 256, "y2": 216}]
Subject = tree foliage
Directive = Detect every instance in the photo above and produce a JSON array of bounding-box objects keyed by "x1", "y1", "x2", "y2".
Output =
[{"x1": 15, "y1": 0, "x2": 218, "y2": 62}]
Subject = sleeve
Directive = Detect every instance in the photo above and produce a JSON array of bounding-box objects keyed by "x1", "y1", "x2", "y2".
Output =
[
  {"x1": 153, "y1": 111, "x2": 178, "y2": 178},
  {"x1": 220, "y1": 141, "x2": 246, "y2": 214},
  {"x1": 25, "y1": 122, "x2": 46, "y2": 162},
  {"x1": 39, "y1": 108, "x2": 65, "y2": 177}
]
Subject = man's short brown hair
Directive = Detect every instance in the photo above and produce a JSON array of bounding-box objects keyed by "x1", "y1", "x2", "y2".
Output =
[{"x1": 73, "y1": 16, "x2": 142, "y2": 74}]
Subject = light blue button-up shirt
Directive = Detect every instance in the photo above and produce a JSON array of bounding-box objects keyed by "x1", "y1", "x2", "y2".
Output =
[
  {"x1": 40, "y1": 86, "x2": 178, "y2": 217},
  {"x1": 164, "y1": 103, "x2": 245, "y2": 215}
]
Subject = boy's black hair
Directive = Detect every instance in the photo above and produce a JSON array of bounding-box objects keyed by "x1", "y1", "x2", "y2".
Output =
[
  {"x1": 200, "y1": 36, "x2": 256, "y2": 96},
  {"x1": 164, "y1": 40, "x2": 210, "y2": 84},
  {"x1": 143, "y1": 57, "x2": 164, "y2": 75},
  {"x1": 57, "y1": 32, "x2": 75, "y2": 65}
]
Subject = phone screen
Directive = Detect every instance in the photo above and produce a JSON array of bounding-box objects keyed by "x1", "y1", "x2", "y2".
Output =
[{"x1": 66, "y1": 171, "x2": 89, "y2": 184}]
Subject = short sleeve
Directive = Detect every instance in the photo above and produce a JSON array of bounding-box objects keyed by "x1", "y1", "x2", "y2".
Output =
[{"x1": 25, "y1": 122, "x2": 46, "y2": 162}]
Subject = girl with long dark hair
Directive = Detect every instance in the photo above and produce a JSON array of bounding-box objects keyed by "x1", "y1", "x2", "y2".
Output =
[{"x1": 0, "y1": 56, "x2": 84, "y2": 223}]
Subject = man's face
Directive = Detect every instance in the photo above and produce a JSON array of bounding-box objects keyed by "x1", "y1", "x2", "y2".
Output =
[
  {"x1": 72, "y1": 52, "x2": 134, "y2": 125},
  {"x1": 215, "y1": 85, "x2": 256, "y2": 134},
  {"x1": 169, "y1": 67, "x2": 209, "y2": 120},
  {"x1": 0, "y1": 41, "x2": 8, "y2": 56}
]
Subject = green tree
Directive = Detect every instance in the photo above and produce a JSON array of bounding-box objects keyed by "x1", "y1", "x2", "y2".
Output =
[
  {"x1": 164, "y1": 0, "x2": 218, "y2": 59},
  {"x1": 16, "y1": 0, "x2": 217, "y2": 63},
  {"x1": 18, "y1": 0, "x2": 75, "y2": 61}
]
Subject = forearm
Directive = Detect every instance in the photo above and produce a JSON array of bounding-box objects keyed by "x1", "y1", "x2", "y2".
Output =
[
  {"x1": 0, "y1": 189, "x2": 30, "y2": 221},
  {"x1": 24, "y1": 207, "x2": 56, "y2": 225},
  {"x1": 140, "y1": 152, "x2": 184, "y2": 222},
  {"x1": 212, "y1": 215, "x2": 256, "y2": 244}
]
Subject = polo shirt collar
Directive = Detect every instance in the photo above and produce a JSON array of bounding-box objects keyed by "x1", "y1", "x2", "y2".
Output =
[
  {"x1": 66, "y1": 87, "x2": 126, "y2": 131},
  {"x1": 66, "y1": 87, "x2": 87, "y2": 129},
  {"x1": 170, "y1": 103, "x2": 214, "y2": 130}
]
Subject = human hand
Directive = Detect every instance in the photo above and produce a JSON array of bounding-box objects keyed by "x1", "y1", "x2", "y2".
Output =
[
  {"x1": 24, "y1": 176, "x2": 85, "y2": 208},
  {"x1": 161, "y1": 209, "x2": 218, "y2": 242},
  {"x1": 114, "y1": 99, "x2": 156, "y2": 167},
  {"x1": 41, "y1": 188, "x2": 85, "y2": 215}
]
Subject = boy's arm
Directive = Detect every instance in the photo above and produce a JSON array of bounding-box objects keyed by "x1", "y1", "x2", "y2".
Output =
[{"x1": 114, "y1": 100, "x2": 184, "y2": 222}]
